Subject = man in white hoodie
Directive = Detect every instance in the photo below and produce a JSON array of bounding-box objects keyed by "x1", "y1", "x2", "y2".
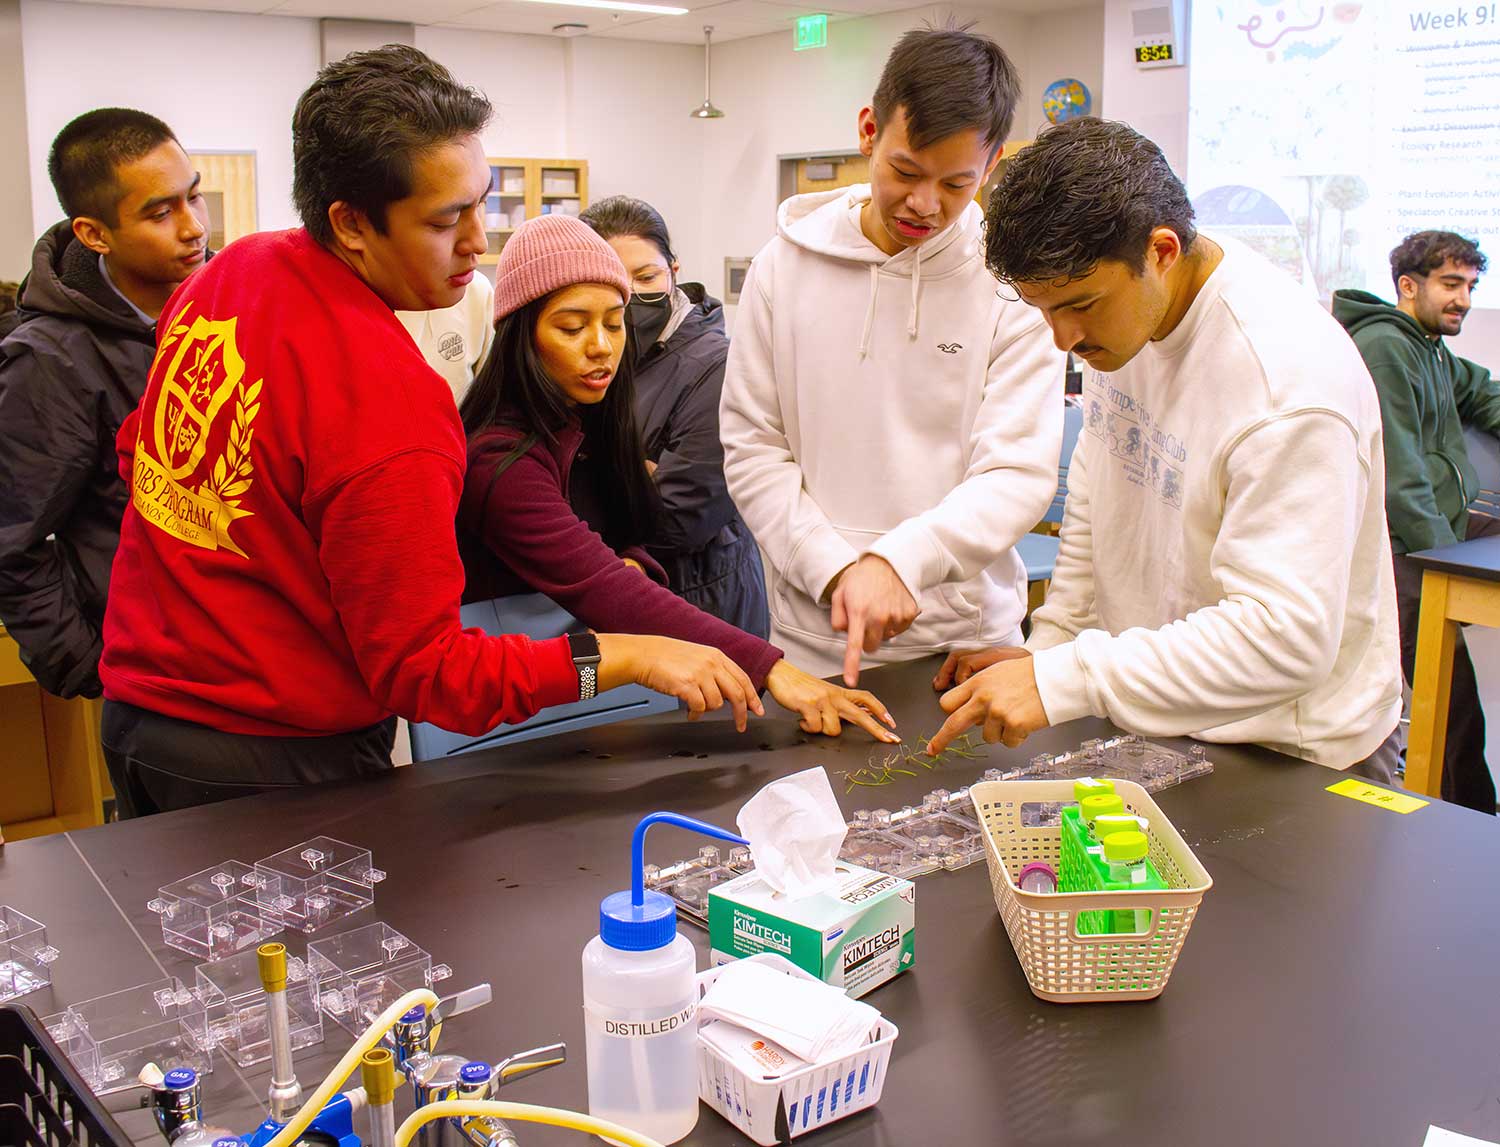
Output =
[
  {"x1": 720, "y1": 27, "x2": 1065, "y2": 687},
  {"x1": 927, "y1": 118, "x2": 1404, "y2": 780}
]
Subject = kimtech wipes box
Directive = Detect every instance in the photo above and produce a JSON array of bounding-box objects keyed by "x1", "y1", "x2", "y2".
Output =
[{"x1": 707, "y1": 863, "x2": 915, "y2": 998}]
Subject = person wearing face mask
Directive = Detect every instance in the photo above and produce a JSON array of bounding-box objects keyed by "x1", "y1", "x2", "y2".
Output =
[
  {"x1": 580, "y1": 197, "x2": 768, "y2": 639},
  {"x1": 456, "y1": 215, "x2": 901, "y2": 743}
]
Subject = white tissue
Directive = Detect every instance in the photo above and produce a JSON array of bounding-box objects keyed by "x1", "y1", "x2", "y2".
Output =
[
  {"x1": 737, "y1": 767, "x2": 848, "y2": 898},
  {"x1": 698, "y1": 959, "x2": 880, "y2": 1064}
]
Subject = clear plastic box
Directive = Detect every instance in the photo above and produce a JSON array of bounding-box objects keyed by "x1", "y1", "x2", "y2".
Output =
[
  {"x1": 194, "y1": 948, "x2": 324, "y2": 1068},
  {"x1": 0, "y1": 906, "x2": 60, "y2": 1002},
  {"x1": 307, "y1": 923, "x2": 449, "y2": 1034},
  {"x1": 253, "y1": 838, "x2": 386, "y2": 935},
  {"x1": 43, "y1": 978, "x2": 213, "y2": 1094},
  {"x1": 147, "y1": 860, "x2": 278, "y2": 962}
]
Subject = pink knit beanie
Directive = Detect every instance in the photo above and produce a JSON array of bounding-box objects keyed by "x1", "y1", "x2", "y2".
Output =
[{"x1": 492, "y1": 214, "x2": 632, "y2": 322}]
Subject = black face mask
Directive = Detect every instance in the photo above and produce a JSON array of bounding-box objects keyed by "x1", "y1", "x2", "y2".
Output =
[{"x1": 626, "y1": 291, "x2": 673, "y2": 362}]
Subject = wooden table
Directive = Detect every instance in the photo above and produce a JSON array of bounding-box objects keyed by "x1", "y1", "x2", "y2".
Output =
[
  {"x1": 1404, "y1": 535, "x2": 1500, "y2": 797},
  {"x1": 4, "y1": 657, "x2": 1498, "y2": 1146}
]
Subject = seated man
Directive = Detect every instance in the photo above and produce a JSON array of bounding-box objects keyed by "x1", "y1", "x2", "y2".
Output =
[
  {"x1": 927, "y1": 117, "x2": 1404, "y2": 782},
  {"x1": 1334, "y1": 233, "x2": 1497, "y2": 812}
]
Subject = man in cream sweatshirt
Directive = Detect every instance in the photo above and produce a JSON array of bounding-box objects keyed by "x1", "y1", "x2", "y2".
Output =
[
  {"x1": 721, "y1": 27, "x2": 1065, "y2": 686},
  {"x1": 928, "y1": 118, "x2": 1404, "y2": 778}
]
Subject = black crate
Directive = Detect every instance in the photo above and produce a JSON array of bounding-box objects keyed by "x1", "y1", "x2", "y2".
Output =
[{"x1": 0, "y1": 1003, "x2": 130, "y2": 1147}]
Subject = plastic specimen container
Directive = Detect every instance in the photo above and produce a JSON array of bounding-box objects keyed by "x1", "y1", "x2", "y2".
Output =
[
  {"x1": 194, "y1": 947, "x2": 323, "y2": 1067},
  {"x1": 252, "y1": 837, "x2": 385, "y2": 934},
  {"x1": 148, "y1": 860, "x2": 278, "y2": 961},
  {"x1": 0, "y1": 906, "x2": 60, "y2": 1002},
  {"x1": 307, "y1": 922, "x2": 450, "y2": 1034},
  {"x1": 43, "y1": 978, "x2": 213, "y2": 1094}
]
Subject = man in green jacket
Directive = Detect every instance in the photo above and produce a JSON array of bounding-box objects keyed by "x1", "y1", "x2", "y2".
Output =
[{"x1": 1333, "y1": 230, "x2": 1497, "y2": 813}]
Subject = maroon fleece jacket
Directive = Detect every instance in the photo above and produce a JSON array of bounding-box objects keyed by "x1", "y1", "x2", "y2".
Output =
[{"x1": 458, "y1": 421, "x2": 783, "y2": 690}]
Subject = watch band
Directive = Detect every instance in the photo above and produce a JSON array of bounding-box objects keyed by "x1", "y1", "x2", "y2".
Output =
[{"x1": 568, "y1": 632, "x2": 602, "y2": 701}]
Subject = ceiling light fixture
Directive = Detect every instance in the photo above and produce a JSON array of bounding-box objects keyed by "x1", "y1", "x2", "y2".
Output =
[
  {"x1": 689, "y1": 25, "x2": 725, "y2": 119},
  {"x1": 514, "y1": 0, "x2": 687, "y2": 14}
]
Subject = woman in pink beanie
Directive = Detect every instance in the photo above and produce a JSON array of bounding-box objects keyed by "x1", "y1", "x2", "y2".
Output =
[{"x1": 456, "y1": 215, "x2": 899, "y2": 741}]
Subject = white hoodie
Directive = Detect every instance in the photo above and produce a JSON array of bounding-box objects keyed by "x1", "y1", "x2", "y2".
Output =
[
  {"x1": 1026, "y1": 235, "x2": 1404, "y2": 768},
  {"x1": 721, "y1": 185, "x2": 1065, "y2": 676}
]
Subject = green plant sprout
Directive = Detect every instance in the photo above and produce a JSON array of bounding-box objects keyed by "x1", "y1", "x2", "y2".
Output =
[{"x1": 842, "y1": 733, "x2": 982, "y2": 792}]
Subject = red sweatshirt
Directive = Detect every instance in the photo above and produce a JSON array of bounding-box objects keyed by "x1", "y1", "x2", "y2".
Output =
[
  {"x1": 457, "y1": 422, "x2": 783, "y2": 689},
  {"x1": 100, "y1": 229, "x2": 578, "y2": 737}
]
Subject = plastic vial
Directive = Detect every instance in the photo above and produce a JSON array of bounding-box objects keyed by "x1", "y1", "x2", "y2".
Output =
[
  {"x1": 582, "y1": 890, "x2": 699, "y2": 1144},
  {"x1": 1102, "y1": 830, "x2": 1155, "y2": 934},
  {"x1": 1079, "y1": 793, "x2": 1126, "y2": 835}
]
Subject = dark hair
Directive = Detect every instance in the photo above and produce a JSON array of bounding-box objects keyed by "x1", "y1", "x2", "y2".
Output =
[
  {"x1": 292, "y1": 44, "x2": 492, "y2": 247},
  {"x1": 984, "y1": 117, "x2": 1197, "y2": 285},
  {"x1": 459, "y1": 294, "x2": 659, "y2": 550},
  {"x1": 48, "y1": 108, "x2": 178, "y2": 225},
  {"x1": 1390, "y1": 231, "x2": 1487, "y2": 291},
  {"x1": 872, "y1": 26, "x2": 1020, "y2": 154},
  {"x1": 580, "y1": 196, "x2": 676, "y2": 266}
]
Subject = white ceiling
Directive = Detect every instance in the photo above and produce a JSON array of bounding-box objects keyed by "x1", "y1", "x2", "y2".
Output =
[{"x1": 46, "y1": 0, "x2": 1059, "y2": 44}]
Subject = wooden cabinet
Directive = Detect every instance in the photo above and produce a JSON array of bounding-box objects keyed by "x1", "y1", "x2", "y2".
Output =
[
  {"x1": 0, "y1": 626, "x2": 110, "y2": 841},
  {"x1": 480, "y1": 157, "x2": 589, "y2": 265}
]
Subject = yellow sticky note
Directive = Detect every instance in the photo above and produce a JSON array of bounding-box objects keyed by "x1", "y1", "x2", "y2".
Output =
[{"x1": 1326, "y1": 778, "x2": 1429, "y2": 814}]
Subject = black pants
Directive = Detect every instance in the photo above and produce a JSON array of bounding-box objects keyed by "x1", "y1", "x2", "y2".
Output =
[
  {"x1": 1393, "y1": 511, "x2": 1500, "y2": 813},
  {"x1": 102, "y1": 700, "x2": 397, "y2": 818}
]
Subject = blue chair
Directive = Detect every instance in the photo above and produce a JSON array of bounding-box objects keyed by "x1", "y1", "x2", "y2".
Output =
[
  {"x1": 1017, "y1": 402, "x2": 1085, "y2": 583},
  {"x1": 408, "y1": 594, "x2": 679, "y2": 762}
]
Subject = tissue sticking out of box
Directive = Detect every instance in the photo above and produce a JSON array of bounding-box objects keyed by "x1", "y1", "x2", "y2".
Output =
[{"x1": 737, "y1": 768, "x2": 848, "y2": 899}]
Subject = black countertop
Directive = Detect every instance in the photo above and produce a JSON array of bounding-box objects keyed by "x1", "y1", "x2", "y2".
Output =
[{"x1": 4, "y1": 657, "x2": 1497, "y2": 1147}]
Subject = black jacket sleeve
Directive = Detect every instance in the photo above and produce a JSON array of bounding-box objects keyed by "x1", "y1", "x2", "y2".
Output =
[
  {"x1": 0, "y1": 340, "x2": 105, "y2": 698},
  {"x1": 651, "y1": 357, "x2": 740, "y2": 552}
]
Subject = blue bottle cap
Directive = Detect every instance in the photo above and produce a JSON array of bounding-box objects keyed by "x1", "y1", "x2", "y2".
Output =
[
  {"x1": 459, "y1": 1061, "x2": 493, "y2": 1085},
  {"x1": 599, "y1": 889, "x2": 676, "y2": 952},
  {"x1": 212, "y1": 1140, "x2": 244, "y2": 1147},
  {"x1": 162, "y1": 1067, "x2": 197, "y2": 1090},
  {"x1": 400, "y1": 1005, "x2": 427, "y2": 1024}
]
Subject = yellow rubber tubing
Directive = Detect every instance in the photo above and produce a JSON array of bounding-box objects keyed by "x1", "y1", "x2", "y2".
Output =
[
  {"x1": 261, "y1": 987, "x2": 440, "y2": 1147},
  {"x1": 393, "y1": 1100, "x2": 665, "y2": 1147}
]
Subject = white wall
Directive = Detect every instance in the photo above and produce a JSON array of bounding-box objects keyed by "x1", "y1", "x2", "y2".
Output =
[
  {"x1": 415, "y1": 25, "x2": 569, "y2": 159},
  {"x1": 561, "y1": 36, "x2": 711, "y2": 285},
  {"x1": 1100, "y1": 0, "x2": 1187, "y2": 174},
  {"x1": 0, "y1": 0, "x2": 34, "y2": 278},
  {"x1": 21, "y1": 0, "x2": 319, "y2": 238}
]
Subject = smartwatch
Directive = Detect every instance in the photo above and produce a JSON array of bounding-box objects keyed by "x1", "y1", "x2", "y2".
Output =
[{"x1": 567, "y1": 632, "x2": 602, "y2": 701}]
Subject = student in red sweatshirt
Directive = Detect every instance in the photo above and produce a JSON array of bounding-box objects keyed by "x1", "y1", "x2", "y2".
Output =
[
  {"x1": 457, "y1": 215, "x2": 899, "y2": 743},
  {"x1": 98, "y1": 46, "x2": 761, "y2": 816}
]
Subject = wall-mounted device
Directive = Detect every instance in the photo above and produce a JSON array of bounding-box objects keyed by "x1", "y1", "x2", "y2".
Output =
[
  {"x1": 724, "y1": 258, "x2": 751, "y2": 305},
  {"x1": 1130, "y1": 0, "x2": 1185, "y2": 69}
]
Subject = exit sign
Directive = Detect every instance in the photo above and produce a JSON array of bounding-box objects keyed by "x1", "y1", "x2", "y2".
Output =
[{"x1": 795, "y1": 13, "x2": 827, "y2": 50}]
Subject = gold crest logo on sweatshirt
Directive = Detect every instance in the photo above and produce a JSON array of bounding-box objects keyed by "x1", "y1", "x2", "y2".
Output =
[{"x1": 130, "y1": 305, "x2": 260, "y2": 558}]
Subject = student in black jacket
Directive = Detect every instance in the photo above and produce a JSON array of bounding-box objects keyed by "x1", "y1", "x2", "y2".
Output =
[
  {"x1": 582, "y1": 196, "x2": 770, "y2": 638},
  {"x1": 0, "y1": 109, "x2": 208, "y2": 697}
]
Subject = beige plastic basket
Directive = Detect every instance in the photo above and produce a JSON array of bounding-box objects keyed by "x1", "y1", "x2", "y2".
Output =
[{"x1": 968, "y1": 778, "x2": 1213, "y2": 1002}]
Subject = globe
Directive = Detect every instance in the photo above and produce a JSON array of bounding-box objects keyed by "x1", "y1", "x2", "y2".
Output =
[{"x1": 1042, "y1": 78, "x2": 1092, "y2": 125}]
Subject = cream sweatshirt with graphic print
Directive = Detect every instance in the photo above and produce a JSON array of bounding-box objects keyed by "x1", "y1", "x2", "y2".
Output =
[
  {"x1": 720, "y1": 186, "x2": 1065, "y2": 677},
  {"x1": 1027, "y1": 235, "x2": 1403, "y2": 768}
]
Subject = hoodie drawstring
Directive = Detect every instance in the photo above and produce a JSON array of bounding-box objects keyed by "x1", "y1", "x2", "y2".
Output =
[
  {"x1": 908, "y1": 243, "x2": 922, "y2": 339},
  {"x1": 859, "y1": 247, "x2": 924, "y2": 359},
  {"x1": 858, "y1": 264, "x2": 879, "y2": 359}
]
